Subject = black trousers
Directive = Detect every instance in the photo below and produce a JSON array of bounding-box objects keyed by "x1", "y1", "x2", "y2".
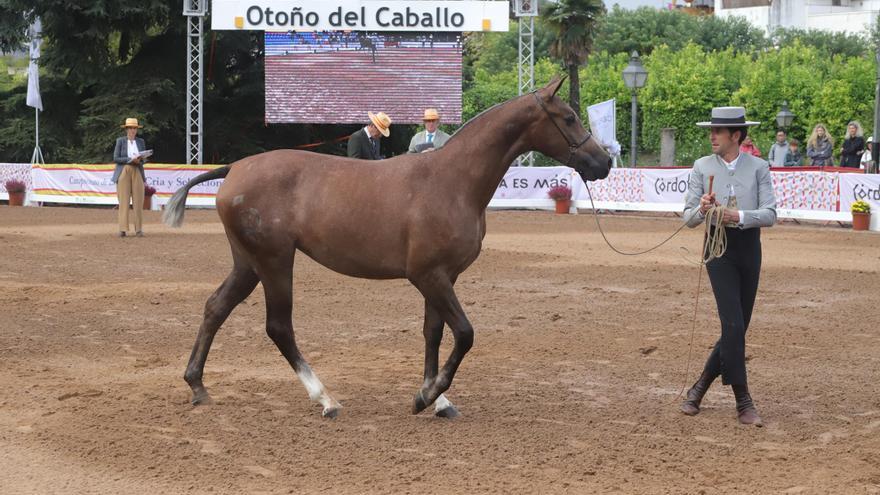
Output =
[{"x1": 701, "y1": 227, "x2": 762, "y2": 386}]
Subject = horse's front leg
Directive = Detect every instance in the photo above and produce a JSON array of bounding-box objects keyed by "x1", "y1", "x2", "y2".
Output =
[
  {"x1": 411, "y1": 272, "x2": 474, "y2": 415},
  {"x1": 420, "y1": 301, "x2": 459, "y2": 418}
]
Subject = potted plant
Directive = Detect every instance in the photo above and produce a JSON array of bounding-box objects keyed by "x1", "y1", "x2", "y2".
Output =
[
  {"x1": 144, "y1": 185, "x2": 157, "y2": 210},
  {"x1": 4, "y1": 179, "x2": 26, "y2": 206},
  {"x1": 851, "y1": 199, "x2": 871, "y2": 231},
  {"x1": 548, "y1": 185, "x2": 573, "y2": 214}
]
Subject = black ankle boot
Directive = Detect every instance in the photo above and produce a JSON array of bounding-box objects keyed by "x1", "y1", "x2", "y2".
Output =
[
  {"x1": 732, "y1": 384, "x2": 763, "y2": 426},
  {"x1": 680, "y1": 372, "x2": 717, "y2": 416}
]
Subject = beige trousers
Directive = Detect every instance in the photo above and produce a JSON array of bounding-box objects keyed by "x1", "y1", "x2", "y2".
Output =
[{"x1": 117, "y1": 165, "x2": 144, "y2": 233}]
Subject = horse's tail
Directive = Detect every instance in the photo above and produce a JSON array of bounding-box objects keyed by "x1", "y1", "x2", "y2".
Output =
[{"x1": 162, "y1": 165, "x2": 231, "y2": 228}]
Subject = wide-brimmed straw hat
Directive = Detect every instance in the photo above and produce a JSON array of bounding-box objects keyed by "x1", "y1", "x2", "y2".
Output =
[
  {"x1": 121, "y1": 118, "x2": 143, "y2": 129},
  {"x1": 423, "y1": 108, "x2": 440, "y2": 121},
  {"x1": 696, "y1": 107, "x2": 760, "y2": 128},
  {"x1": 368, "y1": 111, "x2": 391, "y2": 137}
]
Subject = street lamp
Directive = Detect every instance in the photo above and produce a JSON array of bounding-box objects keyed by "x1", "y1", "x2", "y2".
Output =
[
  {"x1": 622, "y1": 51, "x2": 648, "y2": 167},
  {"x1": 776, "y1": 100, "x2": 795, "y2": 129}
]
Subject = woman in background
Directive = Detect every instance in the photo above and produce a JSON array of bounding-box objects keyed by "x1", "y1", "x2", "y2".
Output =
[
  {"x1": 806, "y1": 124, "x2": 833, "y2": 167},
  {"x1": 840, "y1": 121, "x2": 865, "y2": 168},
  {"x1": 112, "y1": 118, "x2": 148, "y2": 237}
]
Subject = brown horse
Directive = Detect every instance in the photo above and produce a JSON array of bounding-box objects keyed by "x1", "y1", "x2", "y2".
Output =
[{"x1": 163, "y1": 77, "x2": 611, "y2": 418}]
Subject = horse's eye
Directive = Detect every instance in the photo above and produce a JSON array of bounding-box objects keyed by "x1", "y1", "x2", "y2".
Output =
[{"x1": 565, "y1": 115, "x2": 576, "y2": 125}]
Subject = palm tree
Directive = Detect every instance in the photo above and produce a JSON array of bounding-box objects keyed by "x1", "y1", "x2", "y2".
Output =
[{"x1": 541, "y1": 0, "x2": 606, "y2": 116}]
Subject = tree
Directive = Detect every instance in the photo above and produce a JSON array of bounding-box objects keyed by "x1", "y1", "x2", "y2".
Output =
[
  {"x1": 773, "y1": 27, "x2": 869, "y2": 59},
  {"x1": 593, "y1": 6, "x2": 767, "y2": 57},
  {"x1": 541, "y1": 0, "x2": 605, "y2": 115}
]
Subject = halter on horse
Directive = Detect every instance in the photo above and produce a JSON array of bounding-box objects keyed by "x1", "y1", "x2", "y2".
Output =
[{"x1": 163, "y1": 77, "x2": 611, "y2": 418}]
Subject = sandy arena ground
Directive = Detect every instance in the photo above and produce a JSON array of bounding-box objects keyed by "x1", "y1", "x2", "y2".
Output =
[{"x1": 1, "y1": 206, "x2": 879, "y2": 494}]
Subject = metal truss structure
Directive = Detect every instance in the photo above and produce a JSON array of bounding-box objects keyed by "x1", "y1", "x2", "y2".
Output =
[{"x1": 184, "y1": 0, "x2": 207, "y2": 164}]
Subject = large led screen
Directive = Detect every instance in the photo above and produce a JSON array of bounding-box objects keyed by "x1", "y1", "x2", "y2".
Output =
[{"x1": 265, "y1": 31, "x2": 462, "y2": 124}]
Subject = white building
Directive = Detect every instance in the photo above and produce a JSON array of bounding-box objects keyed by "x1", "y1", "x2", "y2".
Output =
[{"x1": 715, "y1": 0, "x2": 880, "y2": 35}]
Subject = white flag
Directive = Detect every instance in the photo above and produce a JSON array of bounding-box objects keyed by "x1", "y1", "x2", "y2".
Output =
[
  {"x1": 27, "y1": 61, "x2": 43, "y2": 111},
  {"x1": 29, "y1": 38, "x2": 40, "y2": 59},
  {"x1": 587, "y1": 99, "x2": 616, "y2": 148}
]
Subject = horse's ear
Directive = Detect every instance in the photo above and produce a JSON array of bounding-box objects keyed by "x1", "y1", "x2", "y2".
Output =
[{"x1": 544, "y1": 76, "x2": 567, "y2": 99}]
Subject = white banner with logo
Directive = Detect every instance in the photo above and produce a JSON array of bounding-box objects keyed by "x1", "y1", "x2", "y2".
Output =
[
  {"x1": 29, "y1": 163, "x2": 224, "y2": 206},
  {"x1": 212, "y1": 0, "x2": 510, "y2": 32},
  {"x1": 643, "y1": 168, "x2": 690, "y2": 203},
  {"x1": 6, "y1": 162, "x2": 877, "y2": 225},
  {"x1": 840, "y1": 173, "x2": 880, "y2": 230}
]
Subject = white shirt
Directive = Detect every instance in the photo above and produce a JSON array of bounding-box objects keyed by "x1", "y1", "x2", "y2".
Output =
[{"x1": 126, "y1": 139, "x2": 139, "y2": 160}]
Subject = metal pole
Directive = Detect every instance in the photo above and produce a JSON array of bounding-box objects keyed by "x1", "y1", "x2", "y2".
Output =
[
  {"x1": 873, "y1": 48, "x2": 880, "y2": 174},
  {"x1": 630, "y1": 91, "x2": 637, "y2": 168}
]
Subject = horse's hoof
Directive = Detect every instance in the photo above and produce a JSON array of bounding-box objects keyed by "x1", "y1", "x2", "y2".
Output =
[
  {"x1": 191, "y1": 393, "x2": 214, "y2": 406},
  {"x1": 434, "y1": 404, "x2": 460, "y2": 419},
  {"x1": 412, "y1": 391, "x2": 431, "y2": 415},
  {"x1": 322, "y1": 406, "x2": 341, "y2": 419}
]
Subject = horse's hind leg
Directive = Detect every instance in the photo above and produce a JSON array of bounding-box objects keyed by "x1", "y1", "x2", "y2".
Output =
[
  {"x1": 420, "y1": 301, "x2": 459, "y2": 418},
  {"x1": 260, "y1": 255, "x2": 341, "y2": 418},
  {"x1": 184, "y1": 259, "x2": 259, "y2": 405}
]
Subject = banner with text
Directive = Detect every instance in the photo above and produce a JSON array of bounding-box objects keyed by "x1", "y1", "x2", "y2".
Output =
[
  {"x1": 492, "y1": 166, "x2": 586, "y2": 201},
  {"x1": 212, "y1": 0, "x2": 510, "y2": 31},
  {"x1": 840, "y1": 173, "x2": 880, "y2": 213},
  {"x1": 30, "y1": 163, "x2": 224, "y2": 206}
]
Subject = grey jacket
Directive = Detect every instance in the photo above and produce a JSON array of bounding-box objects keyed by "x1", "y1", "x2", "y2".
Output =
[
  {"x1": 767, "y1": 142, "x2": 788, "y2": 167},
  {"x1": 683, "y1": 153, "x2": 777, "y2": 230},
  {"x1": 807, "y1": 137, "x2": 833, "y2": 166},
  {"x1": 112, "y1": 137, "x2": 147, "y2": 183},
  {"x1": 408, "y1": 129, "x2": 451, "y2": 153}
]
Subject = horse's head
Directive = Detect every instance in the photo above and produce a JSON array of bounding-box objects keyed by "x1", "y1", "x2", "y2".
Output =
[{"x1": 528, "y1": 77, "x2": 611, "y2": 181}]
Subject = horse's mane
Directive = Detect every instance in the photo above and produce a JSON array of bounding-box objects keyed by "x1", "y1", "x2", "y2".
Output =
[{"x1": 445, "y1": 92, "x2": 530, "y2": 146}]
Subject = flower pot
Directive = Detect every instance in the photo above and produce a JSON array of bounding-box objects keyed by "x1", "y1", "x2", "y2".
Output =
[
  {"x1": 852, "y1": 211, "x2": 870, "y2": 231},
  {"x1": 8, "y1": 191, "x2": 25, "y2": 206},
  {"x1": 554, "y1": 199, "x2": 571, "y2": 214},
  {"x1": 144, "y1": 195, "x2": 153, "y2": 210}
]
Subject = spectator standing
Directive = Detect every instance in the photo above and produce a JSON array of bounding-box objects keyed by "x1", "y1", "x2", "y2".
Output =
[
  {"x1": 408, "y1": 108, "x2": 451, "y2": 153},
  {"x1": 740, "y1": 136, "x2": 762, "y2": 157},
  {"x1": 784, "y1": 139, "x2": 804, "y2": 167},
  {"x1": 112, "y1": 118, "x2": 149, "y2": 238},
  {"x1": 860, "y1": 137, "x2": 873, "y2": 171},
  {"x1": 347, "y1": 111, "x2": 391, "y2": 160},
  {"x1": 807, "y1": 124, "x2": 834, "y2": 166},
  {"x1": 767, "y1": 130, "x2": 789, "y2": 167},
  {"x1": 840, "y1": 121, "x2": 865, "y2": 168}
]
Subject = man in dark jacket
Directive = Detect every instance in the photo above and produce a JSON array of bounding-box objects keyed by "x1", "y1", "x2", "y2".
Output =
[{"x1": 347, "y1": 111, "x2": 391, "y2": 160}]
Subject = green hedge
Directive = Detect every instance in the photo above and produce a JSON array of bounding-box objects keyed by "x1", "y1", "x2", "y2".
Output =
[{"x1": 464, "y1": 40, "x2": 877, "y2": 166}]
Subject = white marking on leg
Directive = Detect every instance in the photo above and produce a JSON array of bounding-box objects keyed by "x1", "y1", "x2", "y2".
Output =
[
  {"x1": 296, "y1": 364, "x2": 341, "y2": 415},
  {"x1": 296, "y1": 365, "x2": 324, "y2": 401},
  {"x1": 434, "y1": 393, "x2": 453, "y2": 412}
]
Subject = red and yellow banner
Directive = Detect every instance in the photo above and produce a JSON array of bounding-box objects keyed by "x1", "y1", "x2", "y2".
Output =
[{"x1": 30, "y1": 163, "x2": 224, "y2": 205}]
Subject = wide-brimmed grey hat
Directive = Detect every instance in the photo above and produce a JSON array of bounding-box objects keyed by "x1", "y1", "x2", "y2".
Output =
[{"x1": 696, "y1": 106, "x2": 760, "y2": 128}]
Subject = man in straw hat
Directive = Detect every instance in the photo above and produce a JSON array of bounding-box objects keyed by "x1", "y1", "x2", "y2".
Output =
[
  {"x1": 112, "y1": 117, "x2": 150, "y2": 237},
  {"x1": 348, "y1": 111, "x2": 391, "y2": 160},
  {"x1": 408, "y1": 108, "x2": 450, "y2": 153},
  {"x1": 679, "y1": 107, "x2": 777, "y2": 426}
]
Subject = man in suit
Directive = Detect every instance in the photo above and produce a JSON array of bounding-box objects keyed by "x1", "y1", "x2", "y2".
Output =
[
  {"x1": 680, "y1": 107, "x2": 777, "y2": 426},
  {"x1": 347, "y1": 111, "x2": 391, "y2": 160},
  {"x1": 112, "y1": 117, "x2": 149, "y2": 237},
  {"x1": 408, "y1": 108, "x2": 451, "y2": 153}
]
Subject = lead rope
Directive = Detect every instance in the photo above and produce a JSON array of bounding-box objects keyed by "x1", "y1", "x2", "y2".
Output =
[{"x1": 581, "y1": 179, "x2": 728, "y2": 402}]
